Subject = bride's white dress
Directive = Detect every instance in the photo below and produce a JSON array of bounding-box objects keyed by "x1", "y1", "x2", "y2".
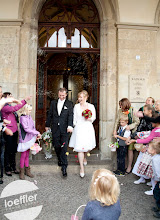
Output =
[{"x1": 69, "y1": 103, "x2": 96, "y2": 152}]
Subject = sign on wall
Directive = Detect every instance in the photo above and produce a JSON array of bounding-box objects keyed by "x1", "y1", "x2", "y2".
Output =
[{"x1": 129, "y1": 75, "x2": 146, "y2": 102}]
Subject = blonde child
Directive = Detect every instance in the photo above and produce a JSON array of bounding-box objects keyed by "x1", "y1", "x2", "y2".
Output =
[
  {"x1": 17, "y1": 104, "x2": 41, "y2": 179},
  {"x1": 114, "y1": 115, "x2": 131, "y2": 175},
  {"x1": 148, "y1": 141, "x2": 160, "y2": 218},
  {"x1": 82, "y1": 169, "x2": 121, "y2": 220}
]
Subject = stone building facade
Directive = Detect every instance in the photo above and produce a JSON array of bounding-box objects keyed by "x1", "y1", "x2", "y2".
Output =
[{"x1": 0, "y1": 0, "x2": 160, "y2": 159}]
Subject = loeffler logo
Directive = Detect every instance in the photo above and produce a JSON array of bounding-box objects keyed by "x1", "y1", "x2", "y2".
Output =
[{"x1": 0, "y1": 180, "x2": 43, "y2": 220}]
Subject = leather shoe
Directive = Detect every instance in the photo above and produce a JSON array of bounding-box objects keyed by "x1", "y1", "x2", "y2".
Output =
[
  {"x1": 152, "y1": 207, "x2": 160, "y2": 212},
  {"x1": 0, "y1": 178, "x2": 3, "y2": 184},
  {"x1": 153, "y1": 211, "x2": 160, "y2": 218},
  {"x1": 6, "y1": 171, "x2": 12, "y2": 176},
  {"x1": 58, "y1": 161, "x2": 62, "y2": 167},
  {"x1": 61, "y1": 167, "x2": 67, "y2": 177}
]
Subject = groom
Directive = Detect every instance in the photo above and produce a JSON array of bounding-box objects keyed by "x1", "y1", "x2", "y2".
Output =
[{"x1": 45, "y1": 88, "x2": 73, "y2": 177}]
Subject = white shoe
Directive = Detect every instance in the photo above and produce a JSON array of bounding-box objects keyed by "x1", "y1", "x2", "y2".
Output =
[
  {"x1": 83, "y1": 161, "x2": 87, "y2": 166},
  {"x1": 134, "y1": 179, "x2": 146, "y2": 185},
  {"x1": 144, "y1": 190, "x2": 153, "y2": 195},
  {"x1": 80, "y1": 173, "x2": 85, "y2": 178},
  {"x1": 146, "y1": 181, "x2": 152, "y2": 186}
]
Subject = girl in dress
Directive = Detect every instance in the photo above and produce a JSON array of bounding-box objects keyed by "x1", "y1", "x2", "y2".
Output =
[
  {"x1": 69, "y1": 90, "x2": 96, "y2": 178},
  {"x1": 129, "y1": 115, "x2": 160, "y2": 195},
  {"x1": 17, "y1": 104, "x2": 41, "y2": 179}
]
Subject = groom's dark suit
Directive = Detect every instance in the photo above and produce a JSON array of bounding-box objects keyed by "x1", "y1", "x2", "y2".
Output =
[{"x1": 45, "y1": 99, "x2": 73, "y2": 169}]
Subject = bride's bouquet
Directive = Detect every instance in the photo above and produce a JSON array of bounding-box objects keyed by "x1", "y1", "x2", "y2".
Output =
[
  {"x1": 82, "y1": 109, "x2": 92, "y2": 119},
  {"x1": 41, "y1": 129, "x2": 53, "y2": 159}
]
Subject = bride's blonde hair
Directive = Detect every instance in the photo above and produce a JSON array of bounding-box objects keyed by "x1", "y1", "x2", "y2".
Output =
[{"x1": 76, "y1": 90, "x2": 89, "y2": 104}]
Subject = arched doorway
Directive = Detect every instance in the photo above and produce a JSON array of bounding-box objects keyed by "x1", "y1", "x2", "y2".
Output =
[{"x1": 36, "y1": 0, "x2": 100, "y2": 147}]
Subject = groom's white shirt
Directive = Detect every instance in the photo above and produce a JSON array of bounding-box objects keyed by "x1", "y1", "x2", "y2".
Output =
[
  {"x1": 57, "y1": 98, "x2": 73, "y2": 131},
  {"x1": 57, "y1": 98, "x2": 65, "y2": 116}
]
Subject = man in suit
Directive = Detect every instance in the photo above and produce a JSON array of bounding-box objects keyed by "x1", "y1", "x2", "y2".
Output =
[{"x1": 45, "y1": 88, "x2": 73, "y2": 177}]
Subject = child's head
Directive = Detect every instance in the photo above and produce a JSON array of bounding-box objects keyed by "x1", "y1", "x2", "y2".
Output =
[
  {"x1": 148, "y1": 141, "x2": 160, "y2": 156},
  {"x1": 89, "y1": 169, "x2": 120, "y2": 206},
  {"x1": 143, "y1": 104, "x2": 155, "y2": 117},
  {"x1": 20, "y1": 104, "x2": 32, "y2": 115},
  {"x1": 120, "y1": 115, "x2": 128, "y2": 127}
]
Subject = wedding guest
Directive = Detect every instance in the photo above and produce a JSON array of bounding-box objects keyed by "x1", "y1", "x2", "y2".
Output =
[
  {"x1": 18, "y1": 104, "x2": 41, "y2": 180},
  {"x1": 131, "y1": 104, "x2": 155, "y2": 185},
  {"x1": 82, "y1": 169, "x2": 121, "y2": 220},
  {"x1": 148, "y1": 141, "x2": 160, "y2": 218},
  {"x1": 69, "y1": 90, "x2": 96, "y2": 178},
  {"x1": 139, "y1": 97, "x2": 155, "y2": 112},
  {"x1": 113, "y1": 98, "x2": 139, "y2": 174},
  {"x1": 45, "y1": 88, "x2": 73, "y2": 177},
  {"x1": 129, "y1": 115, "x2": 160, "y2": 195},
  {"x1": 0, "y1": 87, "x2": 22, "y2": 184},
  {"x1": 114, "y1": 115, "x2": 131, "y2": 175},
  {"x1": 155, "y1": 100, "x2": 160, "y2": 114},
  {"x1": 1, "y1": 92, "x2": 30, "y2": 176}
]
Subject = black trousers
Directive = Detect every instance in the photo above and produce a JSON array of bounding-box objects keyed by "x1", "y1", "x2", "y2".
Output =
[
  {"x1": 4, "y1": 131, "x2": 18, "y2": 172},
  {"x1": 153, "y1": 181, "x2": 160, "y2": 209},
  {"x1": 0, "y1": 143, "x2": 4, "y2": 178},
  {"x1": 52, "y1": 128, "x2": 69, "y2": 168},
  {"x1": 117, "y1": 145, "x2": 127, "y2": 172}
]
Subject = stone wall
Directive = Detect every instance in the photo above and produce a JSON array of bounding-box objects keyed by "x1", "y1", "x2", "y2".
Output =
[
  {"x1": 0, "y1": 26, "x2": 20, "y2": 97},
  {"x1": 117, "y1": 25, "x2": 160, "y2": 110}
]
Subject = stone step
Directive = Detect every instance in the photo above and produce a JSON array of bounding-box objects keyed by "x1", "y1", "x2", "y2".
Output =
[
  {"x1": 31, "y1": 151, "x2": 101, "y2": 161},
  {"x1": 30, "y1": 160, "x2": 113, "y2": 174}
]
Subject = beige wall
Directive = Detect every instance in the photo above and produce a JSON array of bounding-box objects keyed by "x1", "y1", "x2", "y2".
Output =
[
  {"x1": 117, "y1": 26, "x2": 160, "y2": 109},
  {"x1": 118, "y1": 0, "x2": 159, "y2": 24},
  {"x1": 0, "y1": 0, "x2": 20, "y2": 19},
  {"x1": 0, "y1": 26, "x2": 20, "y2": 96}
]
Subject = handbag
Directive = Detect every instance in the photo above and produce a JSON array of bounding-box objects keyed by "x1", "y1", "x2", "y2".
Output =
[
  {"x1": 71, "y1": 205, "x2": 86, "y2": 220},
  {"x1": 30, "y1": 140, "x2": 42, "y2": 155},
  {"x1": 134, "y1": 143, "x2": 145, "y2": 151}
]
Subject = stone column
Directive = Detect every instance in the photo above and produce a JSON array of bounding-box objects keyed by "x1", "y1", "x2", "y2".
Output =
[
  {"x1": 99, "y1": 19, "x2": 117, "y2": 159},
  {"x1": 18, "y1": 18, "x2": 38, "y2": 120}
]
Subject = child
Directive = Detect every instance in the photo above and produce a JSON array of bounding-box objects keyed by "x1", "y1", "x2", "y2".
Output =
[
  {"x1": 82, "y1": 169, "x2": 121, "y2": 220},
  {"x1": 17, "y1": 104, "x2": 41, "y2": 179},
  {"x1": 129, "y1": 115, "x2": 160, "y2": 195},
  {"x1": 131, "y1": 104, "x2": 155, "y2": 185},
  {"x1": 148, "y1": 141, "x2": 160, "y2": 218},
  {"x1": 114, "y1": 115, "x2": 131, "y2": 175}
]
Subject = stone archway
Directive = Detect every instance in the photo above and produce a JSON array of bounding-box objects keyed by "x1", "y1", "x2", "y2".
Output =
[{"x1": 19, "y1": 0, "x2": 118, "y2": 159}]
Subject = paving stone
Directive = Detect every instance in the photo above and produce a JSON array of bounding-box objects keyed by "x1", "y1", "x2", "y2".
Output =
[{"x1": 0, "y1": 161, "x2": 156, "y2": 220}]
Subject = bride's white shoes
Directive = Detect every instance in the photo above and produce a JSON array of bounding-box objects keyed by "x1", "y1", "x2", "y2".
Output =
[{"x1": 80, "y1": 173, "x2": 85, "y2": 178}]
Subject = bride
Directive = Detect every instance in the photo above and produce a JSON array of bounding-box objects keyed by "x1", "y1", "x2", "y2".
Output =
[{"x1": 69, "y1": 90, "x2": 96, "y2": 177}]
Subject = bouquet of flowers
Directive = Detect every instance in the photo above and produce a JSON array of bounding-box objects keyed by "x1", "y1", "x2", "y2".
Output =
[
  {"x1": 82, "y1": 109, "x2": 92, "y2": 119},
  {"x1": 108, "y1": 142, "x2": 119, "y2": 152},
  {"x1": 41, "y1": 129, "x2": 53, "y2": 159},
  {"x1": 30, "y1": 142, "x2": 42, "y2": 155}
]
